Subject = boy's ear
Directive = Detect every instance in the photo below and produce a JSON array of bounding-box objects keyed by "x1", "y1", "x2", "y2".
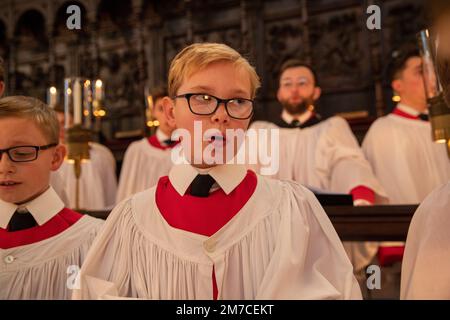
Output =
[
  {"x1": 162, "y1": 96, "x2": 177, "y2": 128},
  {"x1": 392, "y1": 79, "x2": 402, "y2": 95},
  {"x1": 50, "y1": 144, "x2": 66, "y2": 171}
]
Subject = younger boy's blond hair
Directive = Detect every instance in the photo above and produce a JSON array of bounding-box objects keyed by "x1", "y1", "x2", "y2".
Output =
[
  {"x1": 0, "y1": 96, "x2": 60, "y2": 144},
  {"x1": 168, "y1": 42, "x2": 261, "y2": 99}
]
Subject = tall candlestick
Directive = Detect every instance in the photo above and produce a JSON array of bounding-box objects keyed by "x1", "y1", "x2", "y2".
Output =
[
  {"x1": 47, "y1": 87, "x2": 57, "y2": 108},
  {"x1": 73, "y1": 80, "x2": 82, "y2": 125},
  {"x1": 95, "y1": 79, "x2": 103, "y2": 101},
  {"x1": 84, "y1": 80, "x2": 92, "y2": 129}
]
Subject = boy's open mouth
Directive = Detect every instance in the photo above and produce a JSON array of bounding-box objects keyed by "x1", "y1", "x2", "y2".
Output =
[
  {"x1": 206, "y1": 134, "x2": 227, "y2": 145},
  {"x1": 0, "y1": 181, "x2": 21, "y2": 188}
]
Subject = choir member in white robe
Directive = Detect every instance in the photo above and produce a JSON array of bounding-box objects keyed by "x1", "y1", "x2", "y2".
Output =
[
  {"x1": 250, "y1": 59, "x2": 386, "y2": 203},
  {"x1": 117, "y1": 87, "x2": 177, "y2": 202},
  {"x1": 249, "y1": 60, "x2": 386, "y2": 277},
  {"x1": 363, "y1": 104, "x2": 449, "y2": 203},
  {"x1": 400, "y1": 181, "x2": 450, "y2": 299},
  {"x1": 55, "y1": 108, "x2": 118, "y2": 210},
  {"x1": 362, "y1": 47, "x2": 450, "y2": 273},
  {"x1": 73, "y1": 43, "x2": 361, "y2": 300},
  {"x1": 401, "y1": 4, "x2": 450, "y2": 299},
  {"x1": 0, "y1": 96, "x2": 103, "y2": 299},
  {"x1": 250, "y1": 118, "x2": 385, "y2": 276},
  {"x1": 73, "y1": 164, "x2": 361, "y2": 300},
  {"x1": 0, "y1": 187, "x2": 103, "y2": 299},
  {"x1": 362, "y1": 49, "x2": 450, "y2": 204},
  {"x1": 116, "y1": 133, "x2": 175, "y2": 202}
]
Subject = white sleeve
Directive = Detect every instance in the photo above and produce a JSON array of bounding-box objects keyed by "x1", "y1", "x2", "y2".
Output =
[
  {"x1": 72, "y1": 198, "x2": 133, "y2": 300},
  {"x1": 401, "y1": 182, "x2": 450, "y2": 299},
  {"x1": 256, "y1": 180, "x2": 362, "y2": 299},
  {"x1": 316, "y1": 117, "x2": 387, "y2": 202}
]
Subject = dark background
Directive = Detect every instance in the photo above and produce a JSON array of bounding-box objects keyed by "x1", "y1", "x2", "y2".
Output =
[{"x1": 0, "y1": 0, "x2": 427, "y2": 158}]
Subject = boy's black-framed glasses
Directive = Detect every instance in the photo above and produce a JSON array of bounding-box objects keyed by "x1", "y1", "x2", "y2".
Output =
[
  {"x1": 173, "y1": 93, "x2": 254, "y2": 120},
  {"x1": 0, "y1": 144, "x2": 58, "y2": 163}
]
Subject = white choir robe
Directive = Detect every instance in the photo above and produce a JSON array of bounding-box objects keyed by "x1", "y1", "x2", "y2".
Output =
[
  {"x1": 362, "y1": 112, "x2": 450, "y2": 204},
  {"x1": 116, "y1": 137, "x2": 174, "y2": 203},
  {"x1": 0, "y1": 187, "x2": 104, "y2": 299},
  {"x1": 73, "y1": 166, "x2": 362, "y2": 300},
  {"x1": 58, "y1": 142, "x2": 118, "y2": 211},
  {"x1": 249, "y1": 117, "x2": 387, "y2": 272},
  {"x1": 400, "y1": 181, "x2": 450, "y2": 299}
]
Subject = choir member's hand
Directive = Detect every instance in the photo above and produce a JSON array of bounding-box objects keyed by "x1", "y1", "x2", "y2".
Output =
[{"x1": 353, "y1": 199, "x2": 373, "y2": 206}]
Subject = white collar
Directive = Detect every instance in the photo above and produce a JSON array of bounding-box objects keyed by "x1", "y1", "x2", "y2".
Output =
[
  {"x1": 0, "y1": 186, "x2": 65, "y2": 229},
  {"x1": 156, "y1": 128, "x2": 170, "y2": 144},
  {"x1": 397, "y1": 103, "x2": 425, "y2": 116},
  {"x1": 281, "y1": 109, "x2": 313, "y2": 125},
  {"x1": 168, "y1": 163, "x2": 248, "y2": 196}
]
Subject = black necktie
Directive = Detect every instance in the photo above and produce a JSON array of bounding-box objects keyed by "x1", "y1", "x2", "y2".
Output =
[
  {"x1": 418, "y1": 113, "x2": 429, "y2": 121},
  {"x1": 163, "y1": 139, "x2": 177, "y2": 146},
  {"x1": 189, "y1": 174, "x2": 216, "y2": 197},
  {"x1": 290, "y1": 119, "x2": 301, "y2": 128},
  {"x1": 8, "y1": 210, "x2": 38, "y2": 232}
]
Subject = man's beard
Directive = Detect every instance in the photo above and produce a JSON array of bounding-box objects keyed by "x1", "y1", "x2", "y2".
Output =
[{"x1": 280, "y1": 96, "x2": 315, "y2": 116}]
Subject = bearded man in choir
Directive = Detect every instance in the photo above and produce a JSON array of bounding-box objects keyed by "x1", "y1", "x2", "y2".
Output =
[
  {"x1": 252, "y1": 59, "x2": 386, "y2": 205},
  {"x1": 249, "y1": 59, "x2": 387, "y2": 286}
]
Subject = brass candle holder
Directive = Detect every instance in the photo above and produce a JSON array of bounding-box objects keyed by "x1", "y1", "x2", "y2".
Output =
[
  {"x1": 64, "y1": 77, "x2": 94, "y2": 210},
  {"x1": 417, "y1": 29, "x2": 450, "y2": 158}
]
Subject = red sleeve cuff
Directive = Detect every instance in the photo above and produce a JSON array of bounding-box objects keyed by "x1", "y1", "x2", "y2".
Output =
[{"x1": 350, "y1": 185, "x2": 375, "y2": 204}]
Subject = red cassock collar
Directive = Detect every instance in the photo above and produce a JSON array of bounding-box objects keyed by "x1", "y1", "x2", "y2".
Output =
[
  {"x1": 147, "y1": 135, "x2": 180, "y2": 150},
  {"x1": 155, "y1": 170, "x2": 258, "y2": 299},
  {"x1": 0, "y1": 208, "x2": 82, "y2": 249},
  {"x1": 392, "y1": 107, "x2": 420, "y2": 120}
]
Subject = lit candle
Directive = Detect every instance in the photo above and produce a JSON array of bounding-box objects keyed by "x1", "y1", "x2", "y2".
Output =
[
  {"x1": 73, "y1": 80, "x2": 82, "y2": 125},
  {"x1": 95, "y1": 79, "x2": 103, "y2": 101},
  {"x1": 47, "y1": 87, "x2": 58, "y2": 108},
  {"x1": 84, "y1": 80, "x2": 92, "y2": 129}
]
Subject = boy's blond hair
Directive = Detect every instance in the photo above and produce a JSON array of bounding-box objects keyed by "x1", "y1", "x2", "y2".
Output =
[
  {"x1": 168, "y1": 42, "x2": 261, "y2": 99},
  {"x1": 0, "y1": 96, "x2": 59, "y2": 143}
]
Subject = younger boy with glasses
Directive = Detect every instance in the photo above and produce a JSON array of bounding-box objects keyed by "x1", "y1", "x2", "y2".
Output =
[
  {"x1": 74, "y1": 43, "x2": 361, "y2": 300},
  {"x1": 0, "y1": 96, "x2": 103, "y2": 299}
]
